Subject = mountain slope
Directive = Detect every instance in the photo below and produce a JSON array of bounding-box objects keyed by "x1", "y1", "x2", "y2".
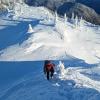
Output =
[
  {"x1": 0, "y1": 0, "x2": 100, "y2": 25},
  {"x1": 76, "y1": 0, "x2": 100, "y2": 14},
  {"x1": 58, "y1": 3, "x2": 100, "y2": 25},
  {"x1": 0, "y1": 3, "x2": 100, "y2": 64},
  {"x1": 0, "y1": 2, "x2": 100, "y2": 100},
  {"x1": 0, "y1": 61, "x2": 100, "y2": 100},
  {"x1": 24, "y1": 0, "x2": 100, "y2": 25}
]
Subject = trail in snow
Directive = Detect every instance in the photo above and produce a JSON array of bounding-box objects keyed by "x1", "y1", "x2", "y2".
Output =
[
  {"x1": 0, "y1": 61, "x2": 100, "y2": 100},
  {"x1": 0, "y1": 2, "x2": 100, "y2": 100}
]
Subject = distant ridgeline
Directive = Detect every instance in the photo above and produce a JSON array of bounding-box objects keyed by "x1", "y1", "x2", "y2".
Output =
[
  {"x1": 76, "y1": 0, "x2": 100, "y2": 14},
  {"x1": 0, "y1": 0, "x2": 100, "y2": 25},
  {"x1": 24, "y1": 0, "x2": 100, "y2": 25}
]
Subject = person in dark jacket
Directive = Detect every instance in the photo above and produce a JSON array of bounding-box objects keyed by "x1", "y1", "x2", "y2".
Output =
[{"x1": 44, "y1": 60, "x2": 55, "y2": 80}]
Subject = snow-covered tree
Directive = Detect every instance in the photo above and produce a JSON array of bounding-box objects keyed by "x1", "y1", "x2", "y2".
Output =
[
  {"x1": 64, "y1": 13, "x2": 67, "y2": 24},
  {"x1": 71, "y1": 13, "x2": 75, "y2": 21},
  {"x1": 54, "y1": 11, "x2": 65, "y2": 40},
  {"x1": 54, "y1": 11, "x2": 58, "y2": 26},
  {"x1": 56, "y1": 61, "x2": 65, "y2": 78},
  {"x1": 79, "y1": 17, "x2": 85, "y2": 27},
  {"x1": 45, "y1": 11, "x2": 51, "y2": 22},
  {"x1": 75, "y1": 15, "x2": 79, "y2": 27},
  {"x1": 27, "y1": 24, "x2": 34, "y2": 33}
]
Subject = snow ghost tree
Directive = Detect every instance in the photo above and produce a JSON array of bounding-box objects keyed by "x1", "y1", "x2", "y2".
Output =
[
  {"x1": 0, "y1": 0, "x2": 24, "y2": 10},
  {"x1": 54, "y1": 11, "x2": 58, "y2": 26},
  {"x1": 64, "y1": 13, "x2": 67, "y2": 24},
  {"x1": 71, "y1": 13, "x2": 75, "y2": 21},
  {"x1": 75, "y1": 16, "x2": 79, "y2": 27},
  {"x1": 79, "y1": 17, "x2": 88, "y2": 33},
  {"x1": 54, "y1": 12, "x2": 67, "y2": 40},
  {"x1": 79, "y1": 17, "x2": 85, "y2": 28},
  {"x1": 56, "y1": 61, "x2": 65, "y2": 78},
  {"x1": 27, "y1": 24, "x2": 33, "y2": 33}
]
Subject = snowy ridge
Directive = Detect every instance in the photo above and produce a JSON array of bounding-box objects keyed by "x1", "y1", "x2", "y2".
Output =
[{"x1": 0, "y1": 3, "x2": 100, "y2": 64}]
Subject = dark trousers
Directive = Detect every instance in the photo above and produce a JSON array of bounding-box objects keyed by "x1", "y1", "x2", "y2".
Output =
[{"x1": 47, "y1": 69, "x2": 54, "y2": 80}]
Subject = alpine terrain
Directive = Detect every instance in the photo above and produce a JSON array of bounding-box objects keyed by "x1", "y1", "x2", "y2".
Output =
[{"x1": 0, "y1": 1, "x2": 100, "y2": 100}]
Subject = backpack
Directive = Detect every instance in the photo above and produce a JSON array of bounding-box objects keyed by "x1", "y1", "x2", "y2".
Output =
[{"x1": 45, "y1": 63, "x2": 54, "y2": 71}]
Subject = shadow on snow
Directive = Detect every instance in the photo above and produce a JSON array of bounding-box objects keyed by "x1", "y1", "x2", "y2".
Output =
[
  {"x1": 0, "y1": 61, "x2": 99, "y2": 100},
  {"x1": 0, "y1": 18, "x2": 40, "y2": 51}
]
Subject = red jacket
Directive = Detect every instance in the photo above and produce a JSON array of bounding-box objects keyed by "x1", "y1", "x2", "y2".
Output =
[{"x1": 44, "y1": 63, "x2": 55, "y2": 73}]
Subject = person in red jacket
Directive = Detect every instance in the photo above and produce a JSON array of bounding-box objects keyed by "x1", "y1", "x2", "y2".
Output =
[{"x1": 44, "y1": 60, "x2": 55, "y2": 80}]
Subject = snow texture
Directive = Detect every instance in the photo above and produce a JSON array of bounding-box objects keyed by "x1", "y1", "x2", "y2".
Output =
[
  {"x1": 0, "y1": 61, "x2": 100, "y2": 100},
  {"x1": 0, "y1": 3, "x2": 100, "y2": 64},
  {"x1": 0, "y1": 2, "x2": 100, "y2": 100}
]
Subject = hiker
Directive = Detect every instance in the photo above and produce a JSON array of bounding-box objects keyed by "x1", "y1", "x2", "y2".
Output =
[{"x1": 44, "y1": 60, "x2": 55, "y2": 80}]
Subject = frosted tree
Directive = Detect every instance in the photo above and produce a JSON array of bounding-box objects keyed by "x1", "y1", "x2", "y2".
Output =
[
  {"x1": 45, "y1": 12, "x2": 50, "y2": 22},
  {"x1": 45, "y1": 12, "x2": 48, "y2": 20},
  {"x1": 13, "y1": 0, "x2": 24, "y2": 18},
  {"x1": 48, "y1": 12, "x2": 51, "y2": 22},
  {"x1": 1, "y1": 0, "x2": 10, "y2": 7},
  {"x1": 79, "y1": 17, "x2": 85, "y2": 27},
  {"x1": 54, "y1": 11, "x2": 65, "y2": 40},
  {"x1": 71, "y1": 12, "x2": 75, "y2": 21},
  {"x1": 27, "y1": 24, "x2": 34, "y2": 33},
  {"x1": 19, "y1": 1, "x2": 22, "y2": 14},
  {"x1": 54, "y1": 11, "x2": 58, "y2": 26},
  {"x1": 64, "y1": 13, "x2": 67, "y2": 24},
  {"x1": 75, "y1": 15, "x2": 79, "y2": 27},
  {"x1": 56, "y1": 61, "x2": 65, "y2": 78}
]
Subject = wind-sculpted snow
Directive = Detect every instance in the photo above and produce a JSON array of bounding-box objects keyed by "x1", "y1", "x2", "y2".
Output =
[{"x1": 0, "y1": 3, "x2": 100, "y2": 64}]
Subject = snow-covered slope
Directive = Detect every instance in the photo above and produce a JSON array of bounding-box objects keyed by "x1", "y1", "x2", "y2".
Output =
[
  {"x1": 0, "y1": 61, "x2": 100, "y2": 100},
  {"x1": 0, "y1": 2, "x2": 100, "y2": 100},
  {"x1": 0, "y1": 3, "x2": 100, "y2": 64}
]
